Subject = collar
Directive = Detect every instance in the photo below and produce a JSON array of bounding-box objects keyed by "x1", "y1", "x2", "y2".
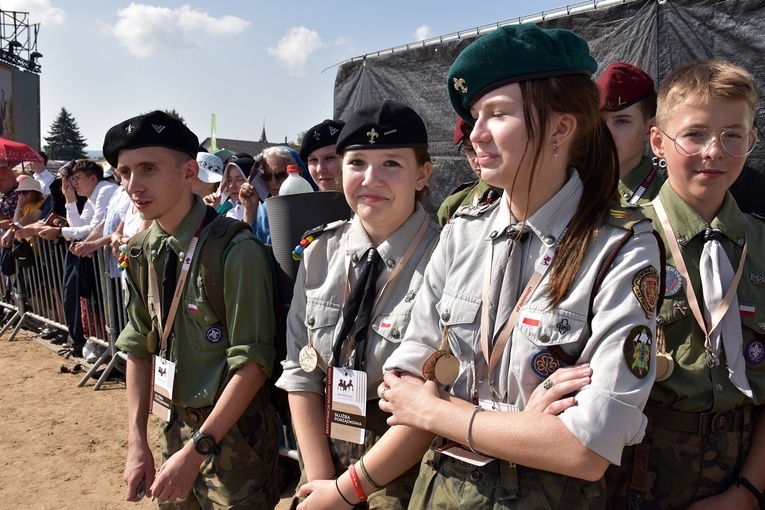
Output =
[
  {"x1": 346, "y1": 203, "x2": 428, "y2": 270},
  {"x1": 657, "y1": 184, "x2": 747, "y2": 246},
  {"x1": 490, "y1": 168, "x2": 582, "y2": 246},
  {"x1": 620, "y1": 155, "x2": 654, "y2": 191},
  {"x1": 150, "y1": 195, "x2": 207, "y2": 256},
  {"x1": 88, "y1": 179, "x2": 112, "y2": 201}
]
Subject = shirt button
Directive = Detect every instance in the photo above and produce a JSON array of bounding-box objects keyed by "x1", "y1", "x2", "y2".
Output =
[
  {"x1": 352, "y1": 253, "x2": 359, "y2": 263},
  {"x1": 391, "y1": 329, "x2": 400, "y2": 339},
  {"x1": 178, "y1": 251, "x2": 185, "y2": 260},
  {"x1": 441, "y1": 311, "x2": 451, "y2": 322},
  {"x1": 715, "y1": 383, "x2": 724, "y2": 393},
  {"x1": 307, "y1": 317, "x2": 315, "y2": 327},
  {"x1": 656, "y1": 315, "x2": 665, "y2": 325},
  {"x1": 623, "y1": 192, "x2": 630, "y2": 198},
  {"x1": 539, "y1": 334, "x2": 550, "y2": 343},
  {"x1": 758, "y1": 322, "x2": 765, "y2": 333},
  {"x1": 204, "y1": 315, "x2": 210, "y2": 323},
  {"x1": 386, "y1": 259, "x2": 395, "y2": 268},
  {"x1": 489, "y1": 230, "x2": 499, "y2": 239},
  {"x1": 677, "y1": 236, "x2": 688, "y2": 246},
  {"x1": 469, "y1": 469, "x2": 482, "y2": 482},
  {"x1": 738, "y1": 237, "x2": 746, "y2": 247},
  {"x1": 543, "y1": 235, "x2": 556, "y2": 245}
]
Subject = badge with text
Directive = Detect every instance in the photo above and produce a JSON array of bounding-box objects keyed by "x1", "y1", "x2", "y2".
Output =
[
  {"x1": 623, "y1": 326, "x2": 653, "y2": 379},
  {"x1": 664, "y1": 265, "x2": 683, "y2": 297},
  {"x1": 324, "y1": 366, "x2": 367, "y2": 444},
  {"x1": 151, "y1": 355, "x2": 175, "y2": 421}
]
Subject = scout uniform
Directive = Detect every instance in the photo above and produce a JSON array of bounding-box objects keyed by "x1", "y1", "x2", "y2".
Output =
[
  {"x1": 606, "y1": 184, "x2": 765, "y2": 508},
  {"x1": 436, "y1": 180, "x2": 500, "y2": 227},
  {"x1": 385, "y1": 171, "x2": 661, "y2": 509},
  {"x1": 276, "y1": 101, "x2": 441, "y2": 510},
  {"x1": 109, "y1": 112, "x2": 279, "y2": 510},
  {"x1": 598, "y1": 62, "x2": 665, "y2": 206}
]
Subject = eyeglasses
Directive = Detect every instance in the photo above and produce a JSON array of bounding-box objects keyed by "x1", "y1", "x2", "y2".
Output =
[
  {"x1": 261, "y1": 171, "x2": 287, "y2": 183},
  {"x1": 459, "y1": 145, "x2": 477, "y2": 159},
  {"x1": 661, "y1": 127, "x2": 757, "y2": 158}
]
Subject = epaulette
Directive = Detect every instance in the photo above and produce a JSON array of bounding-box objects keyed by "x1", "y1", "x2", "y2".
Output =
[
  {"x1": 453, "y1": 199, "x2": 501, "y2": 219},
  {"x1": 292, "y1": 219, "x2": 347, "y2": 260},
  {"x1": 450, "y1": 180, "x2": 478, "y2": 194},
  {"x1": 751, "y1": 212, "x2": 765, "y2": 222},
  {"x1": 603, "y1": 203, "x2": 651, "y2": 231}
]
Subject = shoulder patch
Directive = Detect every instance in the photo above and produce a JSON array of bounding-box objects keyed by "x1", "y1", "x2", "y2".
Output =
[
  {"x1": 633, "y1": 266, "x2": 660, "y2": 319},
  {"x1": 293, "y1": 220, "x2": 349, "y2": 260},
  {"x1": 623, "y1": 325, "x2": 653, "y2": 379},
  {"x1": 453, "y1": 199, "x2": 500, "y2": 219},
  {"x1": 604, "y1": 203, "x2": 650, "y2": 231}
]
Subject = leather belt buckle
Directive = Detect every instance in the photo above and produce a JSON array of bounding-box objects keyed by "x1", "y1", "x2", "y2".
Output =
[
  {"x1": 710, "y1": 411, "x2": 731, "y2": 435},
  {"x1": 186, "y1": 407, "x2": 204, "y2": 426}
]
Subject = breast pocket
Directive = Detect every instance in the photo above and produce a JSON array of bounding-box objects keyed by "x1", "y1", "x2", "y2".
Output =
[
  {"x1": 515, "y1": 307, "x2": 586, "y2": 385},
  {"x1": 436, "y1": 289, "x2": 481, "y2": 358},
  {"x1": 304, "y1": 298, "x2": 342, "y2": 363},
  {"x1": 739, "y1": 298, "x2": 765, "y2": 370},
  {"x1": 182, "y1": 297, "x2": 227, "y2": 351}
]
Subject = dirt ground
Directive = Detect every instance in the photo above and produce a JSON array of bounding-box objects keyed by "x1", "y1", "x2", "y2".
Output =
[{"x1": 0, "y1": 330, "x2": 295, "y2": 510}]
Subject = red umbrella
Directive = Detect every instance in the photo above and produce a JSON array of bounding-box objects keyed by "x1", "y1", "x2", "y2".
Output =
[{"x1": 0, "y1": 138, "x2": 44, "y2": 166}]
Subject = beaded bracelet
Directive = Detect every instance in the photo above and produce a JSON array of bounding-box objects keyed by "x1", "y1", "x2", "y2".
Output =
[
  {"x1": 736, "y1": 476, "x2": 765, "y2": 508},
  {"x1": 335, "y1": 477, "x2": 354, "y2": 507},
  {"x1": 348, "y1": 463, "x2": 367, "y2": 502},
  {"x1": 358, "y1": 455, "x2": 383, "y2": 490},
  {"x1": 466, "y1": 405, "x2": 483, "y2": 453}
]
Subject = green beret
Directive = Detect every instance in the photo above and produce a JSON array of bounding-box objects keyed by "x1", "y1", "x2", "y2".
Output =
[
  {"x1": 448, "y1": 23, "x2": 598, "y2": 124},
  {"x1": 336, "y1": 100, "x2": 427, "y2": 153},
  {"x1": 102, "y1": 110, "x2": 199, "y2": 167}
]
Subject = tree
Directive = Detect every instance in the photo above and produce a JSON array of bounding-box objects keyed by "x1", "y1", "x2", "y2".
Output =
[{"x1": 43, "y1": 107, "x2": 87, "y2": 160}]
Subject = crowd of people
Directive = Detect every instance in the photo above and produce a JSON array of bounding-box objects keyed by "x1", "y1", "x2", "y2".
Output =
[{"x1": 1, "y1": 20, "x2": 763, "y2": 510}]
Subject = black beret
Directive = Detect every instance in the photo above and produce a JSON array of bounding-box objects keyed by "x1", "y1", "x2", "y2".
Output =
[
  {"x1": 299, "y1": 119, "x2": 345, "y2": 161},
  {"x1": 598, "y1": 62, "x2": 655, "y2": 111},
  {"x1": 102, "y1": 110, "x2": 199, "y2": 167},
  {"x1": 335, "y1": 100, "x2": 428, "y2": 153},
  {"x1": 448, "y1": 23, "x2": 598, "y2": 124}
]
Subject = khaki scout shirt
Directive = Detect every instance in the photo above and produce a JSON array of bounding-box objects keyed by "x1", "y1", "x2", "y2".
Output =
[
  {"x1": 385, "y1": 171, "x2": 662, "y2": 465},
  {"x1": 618, "y1": 155, "x2": 665, "y2": 206},
  {"x1": 276, "y1": 204, "x2": 440, "y2": 401},
  {"x1": 116, "y1": 198, "x2": 276, "y2": 408},
  {"x1": 644, "y1": 184, "x2": 765, "y2": 413}
]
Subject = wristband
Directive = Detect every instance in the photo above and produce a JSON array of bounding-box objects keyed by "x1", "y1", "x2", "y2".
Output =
[
  {"x1": 334, "y1": 477, "x2": 354, "y2": 507},
  {"x1": 348, "y1": 463, "x2": 367, "y2": 502},
  {"x1": 466, "y1": 405, "x2": 483, "y2": 453},
  {"x1": 736, "y1": 476, "x2": 765, "y2": 508},
  {"x1": 358, "y1": 455, "x2": 383, "y2": 490}
]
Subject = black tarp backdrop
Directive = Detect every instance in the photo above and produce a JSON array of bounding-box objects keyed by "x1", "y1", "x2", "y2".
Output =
[{"x1": 333, "y1": 0, "x2": 765, "y2": 216}]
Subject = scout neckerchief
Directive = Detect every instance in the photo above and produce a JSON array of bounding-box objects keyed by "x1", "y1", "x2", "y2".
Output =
[
  {"x1": 479, "y1": 225, "x2": 567, "y2": 403},
  {"x1": 654, "y1": 197, "x2": 747, "y2": 369},
  {"x1": 147, "y1": 217, "x2": 206, "y2": 357},
  {"x1": 627, "y1": 158, "x2": 662, "y2": 205},
  {"x1": 329, "y1": 215, "x2": 430, "y2": 371}
]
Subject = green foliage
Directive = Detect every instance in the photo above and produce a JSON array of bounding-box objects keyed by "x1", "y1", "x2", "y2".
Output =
[{"x1": 43, "y1": 107, "x2": 87, "y2": 160}]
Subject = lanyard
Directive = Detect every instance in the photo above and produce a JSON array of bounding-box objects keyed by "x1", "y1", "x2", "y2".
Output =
[
  {"x1": 334, "y1": 215, "x2": 430, "y2": 368},
  {"x1": 628, "y1": 163, "x2": 658, "y2": 205},
  {"x1": 654, "y1": 198, "x2": 747, "y2": 366},
  {"x1": 479, "y1": 227, "x2": 564, "y2": 398},
  {"x1": 148, "y1": 218, "x2": 205, "y2": 355}
]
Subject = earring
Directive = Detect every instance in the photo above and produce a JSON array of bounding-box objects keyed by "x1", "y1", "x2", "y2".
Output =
[{"x1": 553, "y1": 140, "x2": 558, "y2": 162}]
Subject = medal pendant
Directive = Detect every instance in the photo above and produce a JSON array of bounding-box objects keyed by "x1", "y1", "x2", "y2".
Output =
[
  {"x1": 654, "y1": 352, "x2": 674, "y2": 382},
  {"x1": 299, "y1": 345, "x2": 318, "y2": 372},
  {"x1": 422, "y1": 350, "x2": 459, "y2": 385},
  {"x1": 146, "y1": 328, "x2": 158, "y2": 354}
]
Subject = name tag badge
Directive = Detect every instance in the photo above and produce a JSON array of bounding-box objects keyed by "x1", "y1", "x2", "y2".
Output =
[
  {"x1": 324, "y1": 366, "x2": 367, "y2": 445},
  {"x1": 435, "y1": 441, "x2": 495, "y2": 466},
  {"x1": 151, "y1": 355, "x2": 175, "y2": 421}
]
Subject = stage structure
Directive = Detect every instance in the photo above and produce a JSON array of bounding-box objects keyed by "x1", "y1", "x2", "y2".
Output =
[
  {"x1": 333, "y1": 0, "x2": 765, "y2": 216},
  {"x1": 0, "y1": 9, "x2": 42, "y2": 149}
]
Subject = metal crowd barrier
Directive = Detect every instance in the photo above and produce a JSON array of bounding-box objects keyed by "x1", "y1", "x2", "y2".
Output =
[{"x1": 1, "y1": 238, "x2": 128, "y2": 390}]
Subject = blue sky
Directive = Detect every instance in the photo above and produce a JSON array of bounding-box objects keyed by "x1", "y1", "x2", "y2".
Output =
[{"x1": 7, "y1": 0, "x2": 569, "y2": 151}]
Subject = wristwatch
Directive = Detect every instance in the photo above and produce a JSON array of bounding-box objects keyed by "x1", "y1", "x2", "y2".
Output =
[{"x1": 191, "y1": 429, "x2": 220, "y2": 456}]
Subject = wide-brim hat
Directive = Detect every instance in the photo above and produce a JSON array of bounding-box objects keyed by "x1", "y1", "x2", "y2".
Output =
[{"x1": 16, "y1": 176, "x2": 41, "y2": 193}]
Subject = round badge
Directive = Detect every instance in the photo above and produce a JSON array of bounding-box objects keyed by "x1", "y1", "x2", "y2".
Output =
[
  {"x1": 654, "y1": 352, "x2": 674, "y2": 381},
  {"x1": 664, "y1": 265, "x2": 683, "y2": 297},
  {"x1": 744, "y1": 338, "x2": 765, "y2": 365},
  {"x1": 422, "y1": 350, "x2": 447, "y2": 382},
  {"x1": 299, "y1": 345, "x2": 319, "y2": 372},
  {"x1": 530, "y1": 350, "x2": 562, "y2": 379},
  {"x1": 206, "y1": 326, "x2": 223, "y2": 343},
  {"x1": 434, "y1": 354, "x2": 460, "y2": 386},
  {"x1": 146, "y1": 328, "x2": 158, "y2": 354}
]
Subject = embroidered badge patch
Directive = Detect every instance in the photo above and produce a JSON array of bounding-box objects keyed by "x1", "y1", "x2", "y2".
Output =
[
  {"x1": 530, "y1": 350, "x2": 563, "y2": 378},
  {"x1": 664, "y1": 265, "x2": 683, "y2": 297},
  {"x1": 556, "y1": 319, "x2": 571, "y2": 335},
  {"x1": 745, "y1": 338, "x2": 765, "y2": 365},
  {"x1": 206, "y1": 326, "x2": 223, "y2": 343},
  {"x1": 623, "y1": 325, "x2": 652, "y2": 379},
  {"x1": 633, "y1": 266, "x2": 660, "y2": 319},
  {"x1": 750, "y1": 272, "x2": 765, "y2": 286}
]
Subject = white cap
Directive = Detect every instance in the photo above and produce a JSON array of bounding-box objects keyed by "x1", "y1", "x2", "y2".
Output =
[{"x1": 196, "y1": 152, "x2": 223, "y2": 183}]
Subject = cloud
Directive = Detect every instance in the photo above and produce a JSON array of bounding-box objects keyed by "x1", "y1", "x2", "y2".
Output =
[
  {"x1": 2, "y1": 0, "x2": 65, "y2": 25},
  {"x1": 110, "y1": 3, "x2": 249, "y2": 58},
  {"x1": 415, "y1": 25, "x2": 432, "y2": 41},
  {"x1": 268, "y1": 27, "x2": 322, "y2": 77}
]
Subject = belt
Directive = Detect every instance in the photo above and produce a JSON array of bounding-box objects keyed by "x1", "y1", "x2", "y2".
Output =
[
  {"x1": 173, "y1": 405, "x2": 214, "y2": 428},
  {"x1": 648, "y1": 404, "x2": 753, "y2": 436}
]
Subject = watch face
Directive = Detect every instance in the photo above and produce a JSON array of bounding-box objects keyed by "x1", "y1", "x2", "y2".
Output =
[{"x1": 195, "y1": 434, "x2": 216, "y2": 455}]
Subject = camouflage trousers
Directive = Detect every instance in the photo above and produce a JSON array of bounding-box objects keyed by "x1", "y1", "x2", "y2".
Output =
[
  {"x1": 157, "y1": 390, "x2": 280, "y2": 510},
  {"x1": 294, "y1": 400, "x2": 419, "y2": 510},
  {"x1": 408, "y1": 437, "x2": 606, "y2": 510},
  {"x1": 605, "y1": 405, "x2": 756, "y2": 509}
]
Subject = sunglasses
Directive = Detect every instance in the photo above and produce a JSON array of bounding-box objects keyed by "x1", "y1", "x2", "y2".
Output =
[{"x1": 261, "y1": 171, "x2": 287, "y2": 183}]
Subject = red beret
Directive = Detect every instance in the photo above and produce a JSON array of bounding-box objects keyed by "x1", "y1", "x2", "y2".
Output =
[
  {"x1": 453, "y1": 117, "x2": 472, "y2": 146},
  {"x1": 598, "y1": 62, "x2": 655, "y2": 111}
]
